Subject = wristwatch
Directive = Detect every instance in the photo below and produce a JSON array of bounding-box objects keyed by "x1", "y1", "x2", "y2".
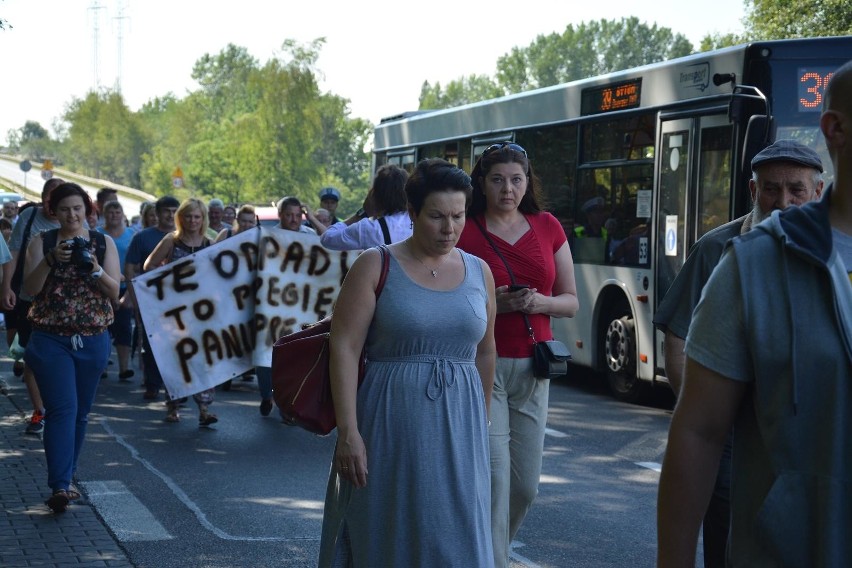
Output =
[{"x1": 90, "y1": 267, "x2": 104, "y2": 280}]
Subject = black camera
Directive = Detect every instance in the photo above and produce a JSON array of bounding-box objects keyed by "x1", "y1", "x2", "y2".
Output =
[{"x1": 61, "y1": 236, "x2": 95, "y2": 272}]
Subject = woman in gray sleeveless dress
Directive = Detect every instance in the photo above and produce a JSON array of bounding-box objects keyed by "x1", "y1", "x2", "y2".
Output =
[{"x1": 319, "y1": 159, "x2": 497, "y2": 567}]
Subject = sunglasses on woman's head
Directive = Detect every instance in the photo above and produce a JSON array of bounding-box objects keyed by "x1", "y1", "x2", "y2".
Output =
[{"x1": 482, "y1": 142, "x2": 527, "y2": 157}]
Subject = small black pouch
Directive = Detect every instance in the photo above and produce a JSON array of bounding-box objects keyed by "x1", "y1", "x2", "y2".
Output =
[{"x1": 533, "y1": 340, "x2": 572, "y2": 379}]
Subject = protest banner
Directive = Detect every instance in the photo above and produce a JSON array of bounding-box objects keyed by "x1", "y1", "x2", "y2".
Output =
[{"x1": 132, "y1": 227, "x2": 357, "y2": 399}]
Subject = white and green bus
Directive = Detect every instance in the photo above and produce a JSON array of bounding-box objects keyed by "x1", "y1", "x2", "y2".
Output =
[{"x1": 372, "y1": 37, "x2": 851, "y2": 401}]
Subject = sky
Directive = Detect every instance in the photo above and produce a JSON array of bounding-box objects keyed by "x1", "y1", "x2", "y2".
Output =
[{"x1": 0, "y1": 0, "x2": 746, "y2": 140}]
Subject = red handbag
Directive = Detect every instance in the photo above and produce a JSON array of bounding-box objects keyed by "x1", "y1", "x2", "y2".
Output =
[{"x1": 271, "y1": 246, "x2": 390, "y2": 435}]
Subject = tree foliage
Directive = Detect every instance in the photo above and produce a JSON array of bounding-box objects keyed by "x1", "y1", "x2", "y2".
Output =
[
  {"x1": 420, "y1": 18, "x2": 693, "y2": 110},
  {"x1": 699, "y1": 32, "x2": 745, "y2": 52},
  {"x1": 6, "y1": 120, "x2": 56, "y2": 160},
  {"x1": 418, "y1": 75, "x2": 504, "y2": 110},
  {"x1": 62, "y1": 91, "x2": 148, "y2": 186},
  {"x1": 498, "y1": 17, "x2": 692, "y2": 93},
  {"x1": 19, "y1": 39, "x2": 373, "y2": 208},
  {"x1": 744, "y1": 0, "x2": 852, "y2": 40}
]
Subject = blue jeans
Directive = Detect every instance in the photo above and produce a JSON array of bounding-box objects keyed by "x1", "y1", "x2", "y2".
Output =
[
  {"x1": 489, "y1": 357, "x2": 549, "y2": 568},
  {"x1": 25, "y1": 330, "x2": 110, "y2": 492}
]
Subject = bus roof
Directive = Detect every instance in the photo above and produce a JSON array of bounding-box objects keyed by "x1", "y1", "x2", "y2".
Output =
[{"x1": 373, "y1": 37, "x2": 848, "y2": 153}]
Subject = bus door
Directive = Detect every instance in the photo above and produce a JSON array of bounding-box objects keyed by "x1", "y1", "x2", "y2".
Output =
[{"x1": 654, "y1": 112, "x2": 733, "y2": 377}]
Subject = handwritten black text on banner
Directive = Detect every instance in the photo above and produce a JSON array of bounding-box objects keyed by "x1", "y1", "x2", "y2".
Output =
[{"x1": 132, "y1": 227, "x2": 355, "y2": 399}]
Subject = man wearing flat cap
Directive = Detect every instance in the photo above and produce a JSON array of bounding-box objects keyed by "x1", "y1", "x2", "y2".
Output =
[
  {"x1": 654, "y1": 138, "x2": 823, "y2": 568},
  {"x1": 660, "y1": 63, "x2": 852, "y2": 566}
]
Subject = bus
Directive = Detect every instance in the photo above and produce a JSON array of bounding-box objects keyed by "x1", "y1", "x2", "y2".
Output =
[{"x1": 371, "y1": 37, "x2": 851, "y2": 402}]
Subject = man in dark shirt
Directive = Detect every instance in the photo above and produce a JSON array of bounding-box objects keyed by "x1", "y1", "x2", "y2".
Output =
[{"x1": 125, "y1": 195, "x2": 179, "y2": 400}]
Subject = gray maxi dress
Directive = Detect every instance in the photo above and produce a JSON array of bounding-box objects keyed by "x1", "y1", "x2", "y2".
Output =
[{"x1": 318, "y1": 249, "x2": 493, "y2": 567}]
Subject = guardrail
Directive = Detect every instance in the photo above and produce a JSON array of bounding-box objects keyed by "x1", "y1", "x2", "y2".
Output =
[{"x1": 0, "y1": 154, "x2": 157, "y2": 203}]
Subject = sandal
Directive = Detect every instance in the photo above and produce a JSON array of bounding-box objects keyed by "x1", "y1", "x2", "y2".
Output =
[
  {"x1": 165, "y1": 412, "x2": 180, "y2": 423},
  {"x1": 45, "y1": 490, "x2": 70, "y2": 514},
  {"x1": 66, "y1": 488, "x2": 82, "y2": 501}
]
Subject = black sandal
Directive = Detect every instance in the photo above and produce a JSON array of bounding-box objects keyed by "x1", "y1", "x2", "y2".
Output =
[{"x1": 45, "y1": 490, "x2": 70, "y2": 514}]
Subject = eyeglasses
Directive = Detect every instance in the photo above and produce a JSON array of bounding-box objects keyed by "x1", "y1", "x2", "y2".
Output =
[{"x1": 482, "y1": 142, "x2": 527, "y2": 157}]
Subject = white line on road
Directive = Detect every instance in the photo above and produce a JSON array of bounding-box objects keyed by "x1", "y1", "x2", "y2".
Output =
[
  {"x1": 544, "y1": 427, "x2": 568, "y2": 438},
  {"x1": 98, "y1": 419, "x2": 315, "y2": 542},
  {"x1": 635, "y1": 461, "x2": 662, "y2": 472},
  {"x1": 510, "y1": 540, "x2": 543, "y2": 568},
  {"x1": 81, "y1": 480, "x2": 173, "y2": 542}
]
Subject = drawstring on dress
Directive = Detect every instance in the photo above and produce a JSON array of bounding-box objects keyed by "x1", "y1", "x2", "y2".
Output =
[
  {"x1": 426, "y1": 359, "x2": 457, "y2": 401},
  {"x1": 70, "y1": 334, "x2": 83, "y2": 351}
]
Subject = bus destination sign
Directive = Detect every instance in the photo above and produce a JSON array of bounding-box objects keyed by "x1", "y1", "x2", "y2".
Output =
[
  {"x1": 581, "y1": 79, "x2": 642, "y2": 116},
  {"x1": 798, "y1": 67, "x2": 834, "y2": 112}
]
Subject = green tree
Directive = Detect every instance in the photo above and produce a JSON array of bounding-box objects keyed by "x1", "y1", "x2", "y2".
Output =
[
  {"x1": 421, "y1": 18, "x2": 693, "y2": 110},
  {"x1": 62, "y1": 90, "x2": 148, "y2": 186},
  {"x1": 55, "y1": 37, "x2": 372, "y2": 205},
  {"x1": 249, "y1": 41, "x2": 325, "y2": 205},
  {"x1": 419, "y1": 75, "x2": 503, "y2": 109},
  {"x1": 191, "y1": 44, "x2": 260, "y2": 125},
  {"x1": 137, "y1": 93, "x2": 203, "y2": 197},
  {"x1": 497, "y1": 18, "x2": 693, "y2": 93},
  {"x1": 699, "y1": 32, "x2": 745, "y2": 52},
  {"x1": 744, "y1": 0, "x2": 852, "y2": 39},
  {"x1": 9, "y1": 121, "x2": 55, "y2": 160}
]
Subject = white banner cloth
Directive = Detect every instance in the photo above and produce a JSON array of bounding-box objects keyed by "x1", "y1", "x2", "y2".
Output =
[{"x1": 132, "y1": 227, "x2": 357, "y2": 399}]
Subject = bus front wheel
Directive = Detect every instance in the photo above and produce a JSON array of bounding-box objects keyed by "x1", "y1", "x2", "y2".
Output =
[{"x1": 604, "y1": 315, "x2": 645, "y2": 402}]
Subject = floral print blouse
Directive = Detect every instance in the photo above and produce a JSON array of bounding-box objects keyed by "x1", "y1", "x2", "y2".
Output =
[{"x1": 29, "y1": 261, "x2": 114, "y2": 336}]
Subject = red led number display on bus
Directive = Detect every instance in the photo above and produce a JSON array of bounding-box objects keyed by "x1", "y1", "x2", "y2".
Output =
[
  {"x1": 581, "y1": 79, "x2": 642, "y2": 116},
  {"x1": 798, "y1": 68, "x2": 834, "y2": 112}
]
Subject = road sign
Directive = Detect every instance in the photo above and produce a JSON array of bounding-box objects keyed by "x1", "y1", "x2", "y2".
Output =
[
  {"x1": 19, "y1": 160, "x2": 31, "y2": 172},
  {"x1": 172, "y1": 167, "x2": 184, "y2": 189},
  {"x1": 41, "y1": 169, "x2": 53, "y2": 180}
]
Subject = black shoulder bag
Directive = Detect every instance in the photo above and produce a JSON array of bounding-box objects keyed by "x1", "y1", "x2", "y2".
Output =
[{"x1": 474, "y1": 218, "x2": 571, "y2": 379}]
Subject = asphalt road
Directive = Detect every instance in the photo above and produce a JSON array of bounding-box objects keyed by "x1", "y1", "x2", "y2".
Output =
[{"x1": 76, "y1": 361, "x2": 677, "y2": 568}]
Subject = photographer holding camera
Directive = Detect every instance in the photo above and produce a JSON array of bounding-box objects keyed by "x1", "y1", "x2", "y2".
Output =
[{"x1": 21, "y1": 182, "x2": 120, "y2": 514}]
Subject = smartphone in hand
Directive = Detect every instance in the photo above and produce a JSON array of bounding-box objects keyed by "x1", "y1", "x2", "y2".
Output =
[{"x1": 509, "y1": 284, "x2": 530, "y2": 292}]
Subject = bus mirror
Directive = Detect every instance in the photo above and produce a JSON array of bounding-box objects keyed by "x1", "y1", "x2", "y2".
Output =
[{"x1": 741, "y1": 114, "x2": 777, "y2": 178}]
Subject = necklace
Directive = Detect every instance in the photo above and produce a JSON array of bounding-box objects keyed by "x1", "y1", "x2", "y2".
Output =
[
  {"x1": 408, "y1": 240, "x2": 449, "y2": 278},
  {"x1": 180, "y1": 237, "x2": 204, "y2": 253}
]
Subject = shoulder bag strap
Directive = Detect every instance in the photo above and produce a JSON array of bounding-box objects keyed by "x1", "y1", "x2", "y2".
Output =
[
  {"x1": 378, "y1": 217, "x2": 392, "y2": 245},
  {"x1": 473, "y1": 217, "x2": 536, "y2": 343},
  {"x1": 375, "y1": 244, "x2": 390, "y2": 297}
]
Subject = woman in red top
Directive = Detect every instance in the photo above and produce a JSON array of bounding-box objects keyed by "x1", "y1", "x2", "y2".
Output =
[{"x1": 457, "y1": 142, "x2": 578, "y2": 568}]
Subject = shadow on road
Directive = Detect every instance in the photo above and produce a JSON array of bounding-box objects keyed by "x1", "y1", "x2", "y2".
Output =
[{"x1": 553, "y1": 363, "x2": 675, "y2": 412}]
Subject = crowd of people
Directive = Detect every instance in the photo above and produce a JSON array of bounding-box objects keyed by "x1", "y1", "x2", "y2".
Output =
[{"x1": 6, "y1": 59, "x2": 849, "y2": 567}]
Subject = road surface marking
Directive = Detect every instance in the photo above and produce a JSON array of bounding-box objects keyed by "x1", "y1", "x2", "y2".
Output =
[
  {"x1": 544, "y1": 427, "x2": 568, "y2": 438},
  {"x1": 511, "y1": 540, "x2": 543, "y2": 567},
  {"x1": 81, "y1": 480, "x2": 173, "y2": 541},
  {"x1": 98, "y1": 419, "x2": 314, "y2": 542},
  {"x1": 635, "y1": 461, "x2": 662, "y2": 472}
]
